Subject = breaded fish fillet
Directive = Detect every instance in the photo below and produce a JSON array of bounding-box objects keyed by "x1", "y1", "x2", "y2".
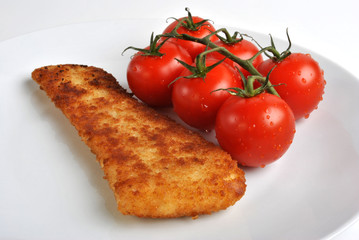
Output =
[{"x1": 32, "y1": 64, "x2": 246, "y2": 218}]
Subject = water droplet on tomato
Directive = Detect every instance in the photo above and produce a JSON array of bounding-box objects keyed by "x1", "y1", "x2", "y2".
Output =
[
  {"x1": 260, "y1": 164, "x2": 266, "y2": 168},
  {"x1": 297, "y1": 71, "x2": 302, "y2": 76},
  {"x1": 266, "y1": 115, "x2": 270, "y2": 119},
  {"x1": 301, "y1": 78, "x2": 307, "y2": 83},
  {"x1": 132, "y1": 66, "x2": 137, "y2": 71},
  {"x1": 270, "y1": 121, "x2": 274, "y2": 126},
  {"x1": 201, "y1": 104, "x2": 209, "y2": 112},
  {"x1": 278, "y1": 126, "x2": 283, "y2": 132},
  {"x1": 304, "y1": 113, "x2": 310, "y2": 119}
]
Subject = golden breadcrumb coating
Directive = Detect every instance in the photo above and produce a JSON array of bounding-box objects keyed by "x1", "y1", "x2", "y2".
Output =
[{"x1": 32, "y1": 64, "x2": 246, "y2": 218}]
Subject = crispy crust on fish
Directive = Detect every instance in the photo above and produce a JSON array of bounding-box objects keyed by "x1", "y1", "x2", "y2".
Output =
[{"x1": 32, "y1": 64, "x2": 246, "y2": 218}]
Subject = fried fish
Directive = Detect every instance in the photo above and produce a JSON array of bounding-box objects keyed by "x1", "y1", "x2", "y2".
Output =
[{"x1": 32, "y1": 64, "x2": 246, "y2": 218}]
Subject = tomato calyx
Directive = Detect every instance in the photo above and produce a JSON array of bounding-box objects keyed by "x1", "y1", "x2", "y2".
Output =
[
  {"x1": 171, "y1": 49, "x2": 226, "y2": 84},
  {"x1": 122, "y1": 32, "x2": 168, "y2": 57},
  {"x1": 215, "y1": 28, "x2": 245, "y2": 45},
  {"x1": 166, "y1": 7, "x2": 212, "y2": 32},
  {"x1": 213, "y1": 67, "x2": 275, "y2": 98},
  {"x1": 252, "y1": 28, "x2": 292, "y2": 62}
]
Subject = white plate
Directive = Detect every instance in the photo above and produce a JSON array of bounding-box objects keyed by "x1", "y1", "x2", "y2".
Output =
[{"x1": 1, "y1": 20, "x2": 359, "y2": 240}]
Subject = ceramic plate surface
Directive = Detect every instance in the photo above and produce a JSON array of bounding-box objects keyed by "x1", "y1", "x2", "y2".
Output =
[{"x1": 1, "y1": 20, "x2": 359, "y2": 240}]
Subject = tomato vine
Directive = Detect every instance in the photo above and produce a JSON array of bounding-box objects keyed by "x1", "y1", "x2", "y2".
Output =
[{"x1": 156, "y1": 15, "x2": 289, "y2": 97}]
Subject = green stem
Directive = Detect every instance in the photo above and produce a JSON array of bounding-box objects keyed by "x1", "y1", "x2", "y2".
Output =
[
  {"x1": 245, "y1": 76, "x2": 256, "y2": 96},
  {"x1": 161, "y1": 25, "x2": 285, "y2": 97},
  {"x1": 182, "y1": 33, "x2": 280, "y2": 96}
]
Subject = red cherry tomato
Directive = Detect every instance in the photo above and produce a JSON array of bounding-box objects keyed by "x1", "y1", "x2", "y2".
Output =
[
  {"x1": 207, "y1": 39, "x2": 263, "y2": 76},
  {"x1": 257, "y1": 53, "x2": 326, "y2": 120},
  {"x1": 127, "y1": 41, "x2": 192, "y2": 107},
  {"x1": 172, "y1": 59, "x2": 242, "y2": 131},
  {"x1": 163, "y1": 16, "x2": 219, "y2": 60},
  {"x1": 215, "y1": 93, "x2": 296, "y2": 167}
]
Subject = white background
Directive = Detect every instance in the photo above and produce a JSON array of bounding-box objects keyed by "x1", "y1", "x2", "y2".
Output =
[{"x1": 1, "y1": 0, "x2": 358, "y2": 239}]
